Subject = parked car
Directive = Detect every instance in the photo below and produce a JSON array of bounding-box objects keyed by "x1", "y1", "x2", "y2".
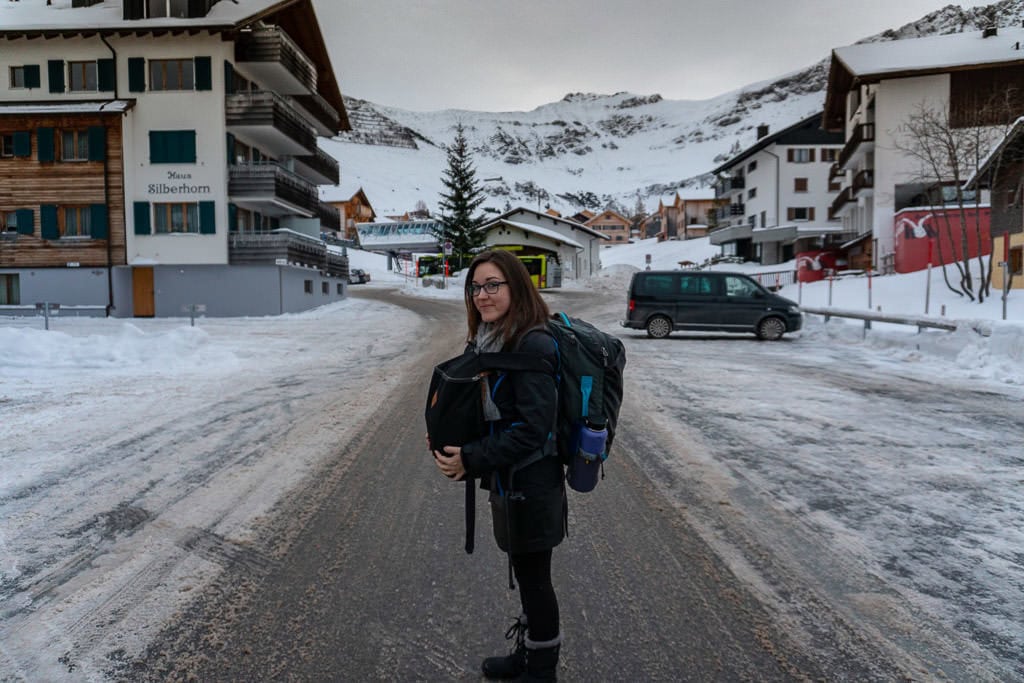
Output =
[
  {"x1": 621, "y1": 270, "x2": 802, "y2": 340},
  {"x1": 349, "y1": 268, "x2": 371, "y2": 285}
]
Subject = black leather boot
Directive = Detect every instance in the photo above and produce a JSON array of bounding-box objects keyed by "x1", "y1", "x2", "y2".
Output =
[
  {"x1": 482, "y1": 614, "x2": 528, "y2": 679},
  {"x1": 517, "y1": 633, "x2": 561, "y2": 682}
]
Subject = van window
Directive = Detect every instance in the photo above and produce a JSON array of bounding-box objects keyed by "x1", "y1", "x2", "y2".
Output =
[
  {"x1": 724, "y1": 275, "x2": 761, "y2": 297},
  {"x1": 636, "y1": 274, "x2": 674, "y2": 296},
  {"x1": 679, "y1": 274, "x2": 715, "y2": 295}
]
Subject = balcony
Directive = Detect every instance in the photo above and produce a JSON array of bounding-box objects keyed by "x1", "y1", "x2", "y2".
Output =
[
  {"x1": 235, "y1": 26, "x2": 317, "y2": 96},
  {"x1": 226, "y1": 91, "x2": 317, "y2": 156},
  {"x1": 228, "y1": 162, "x2": 318, "y2": 217},
  {"x1": 838, "y1": 122, "x2": 875, "y2": 170},
  {"x1": 829, "y1": 186, "x2": 855, "y2": 220},
  {"x1": 228, "y1": 228, "x2": 347, "y2": 278},
  {"x1": 714, "y1": 202, "x2": 746, "y2": 222},
  {"x1": 290, "y1": 146, "x2": 340, "y2": 186},
  {"x1": 318, "y1": 201, "x2": 341, "y2": 232},
  {"x1": 852, "y1": 168, "x2": 874, "y2": 197},
  {"x1": 293, "y1": 91, "x2": 344, "y2": 137},
  {"x1": 829, "y1": 163, "x2": 845, "y2": 182},
  {"x1": 715, "y1": 175, "x2": 745, "y2": 196}
]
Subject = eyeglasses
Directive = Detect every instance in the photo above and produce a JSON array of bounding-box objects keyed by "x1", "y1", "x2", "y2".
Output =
[{"x1": 468, "y1": 281, "x2": 508, "y2": 297}]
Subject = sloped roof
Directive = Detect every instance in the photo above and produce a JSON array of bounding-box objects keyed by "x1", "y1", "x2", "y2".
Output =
[
  {"x1": 490, "y1": 206, "x2": 608, "y2": 240},
  {"x1": 0, "y1": 0, "x2": 348, "y2": 130},
  {"x1": 824, "y1": 26, "x2": 1024, "y2": 130},
  {"x1": 711, "y1": 112, "x2": 841, "y2": 175},
  {"x1": 485, "y1": 219, "x2": 584, "y2": 250}
]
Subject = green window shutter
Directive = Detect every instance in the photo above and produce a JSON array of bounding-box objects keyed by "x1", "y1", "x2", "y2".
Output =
[
  {"x1": 40, "y1": 205, "x2": 59, "y2": 240},
  {"x1": 47, "y1": 60, "x2": 65, "y2": 93},
  {"x1": 199, "y1": 201, "x2": 216, "y2": 234},
  {"x1": 223, "y1": 60, "x2": 235, "y2": 95},
  {"x1": 37, "y1": 127, "x2": 54, "y2": 162},
  {"x1": 90, "y1": 204, "x2": 109, "y2": 239},
  {"x1": 150, "y1": 131, "x2": 196, "y2": 163},
  {"x1": 133, "y1": 202, "x2": 151, "y2": 235},
  {"x1": 16, "y1": 208, "x2": 34, "y2": 236},
  {"x1": 12, "y1": 131, "x2": 31, "y2": 157},
  {"x1": 87, "y1": 126, "x2": 106, "y2": 161},
  {"x1": 24, "y1": 64, "x2": 40, "y2": 89},
  {"x1": 226, "y1": 132, "x2": 235, "y2": 166},
  {"x1": 128, "y1": 57, "x2": 145, "y2": 92},
  {"x1": 149, "y1": 131, "x2": 165, "y2": 163},
  {"x1": 97, "y1": 58, "x2": 115, "y2": 91},
  {"x1": 194, "y1": 56, "x2": 212, "y2": 91},
  {"x1": 228, "y1": 203, "x2": 237, "y2": 232},
  {"x1": 179, "y1": 130, "x2": 196, "y2": 163}
]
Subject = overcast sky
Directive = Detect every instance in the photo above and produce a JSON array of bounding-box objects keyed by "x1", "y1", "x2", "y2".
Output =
[{"x1": 312, "y1": 0, "x2": 994, "y2": 112}]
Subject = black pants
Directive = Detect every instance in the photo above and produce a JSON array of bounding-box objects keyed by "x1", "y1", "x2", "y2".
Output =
[{"x1": 512, "y1": 549, "x2": 559, "y2": 642}]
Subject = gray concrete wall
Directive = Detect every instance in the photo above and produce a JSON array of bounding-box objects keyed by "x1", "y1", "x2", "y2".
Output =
[
  {"x1": 0, "y1": 267, "x2": 111, "y2": 315},
  {"x1": 110, "y1": 264, "x2": 346, "y2": 318}
]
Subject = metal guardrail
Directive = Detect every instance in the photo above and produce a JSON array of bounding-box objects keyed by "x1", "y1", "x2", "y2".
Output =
[{"x1": 800, "y1": 305, "x2": 990, "y2": 336}]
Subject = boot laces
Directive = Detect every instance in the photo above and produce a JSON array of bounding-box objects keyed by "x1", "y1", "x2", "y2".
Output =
[{"x1": 504, "y1": 615, "x2": 527, "y2": 654}]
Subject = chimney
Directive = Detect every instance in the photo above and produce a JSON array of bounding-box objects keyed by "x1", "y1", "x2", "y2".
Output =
[
  {"x1": 757, "y1": 124, "x2": 770, "y2": 139},
  {"x1": 983, "y1": 26, "x2": 998, "y2": 38}
]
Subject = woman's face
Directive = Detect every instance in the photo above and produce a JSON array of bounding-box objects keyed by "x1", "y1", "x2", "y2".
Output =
[{"x1": 471, "y1": 262, "x2": 512, "y2": 324}]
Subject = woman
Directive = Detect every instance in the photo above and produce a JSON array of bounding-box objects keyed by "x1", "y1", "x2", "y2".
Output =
[{"x1": 432, "y1": 249, "x2": 565, "y2": 682}]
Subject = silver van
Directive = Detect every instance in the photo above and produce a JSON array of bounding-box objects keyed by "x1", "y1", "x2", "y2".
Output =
[{"x1": 621, "y1": 270, "x2": 802, "y2": 340}]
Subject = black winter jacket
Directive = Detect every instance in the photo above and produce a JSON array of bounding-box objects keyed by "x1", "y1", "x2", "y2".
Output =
[{"x1": 459, "y1": 329, "x2": 566, "y2": 554}]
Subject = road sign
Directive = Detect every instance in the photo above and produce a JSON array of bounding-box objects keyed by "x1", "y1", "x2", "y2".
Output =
[{"x1": 443, "y1": 241, "x2": 452, "y2": 256}]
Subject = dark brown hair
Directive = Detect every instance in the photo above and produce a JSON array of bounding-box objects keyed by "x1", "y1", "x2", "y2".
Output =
[{"x1": 464, "y1": 249, "x2": 551, "y2": 347}]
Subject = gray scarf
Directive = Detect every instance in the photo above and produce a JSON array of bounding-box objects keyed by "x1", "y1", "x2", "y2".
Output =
[{"x1": 474, "y1": 322, "x2": 506, "y2": 421}]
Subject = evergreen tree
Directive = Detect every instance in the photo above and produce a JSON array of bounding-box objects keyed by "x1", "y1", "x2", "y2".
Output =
[{"x1": 436, "y1": 123, "x2": 487, "y2": 266}]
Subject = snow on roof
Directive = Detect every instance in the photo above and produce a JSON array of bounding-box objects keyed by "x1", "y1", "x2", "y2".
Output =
[
  {"x1": 835, "y1": 26, "x2": 1024, "y2": 79},
  {"x1": 677, "y1": 188, "x2": 715, "y2": 201},
  {"x1": 0, "y1": 100, "x2": 133, "y2": 114},
  {"x1": 0, "y1": 0, "x2": 287, "y2": 31},
  {"x1": 966, "y1": 114, "x2": 1024, "y2": 188},
  {"x1": 489, "y1": 219, "x2": 584, "y2": 250}
]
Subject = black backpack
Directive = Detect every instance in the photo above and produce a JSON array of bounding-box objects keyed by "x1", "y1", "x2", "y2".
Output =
[{"x1": 425, "y1": 312, "x2": 626, "y2": 487}]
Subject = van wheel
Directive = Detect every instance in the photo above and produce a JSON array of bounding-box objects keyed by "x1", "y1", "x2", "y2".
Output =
[
  {"x1": 646, "y1": 316, "x2": 672, "y2": 339},
  {"x1": 757, "y1": 317, "x2": 786, "y2": 341}
]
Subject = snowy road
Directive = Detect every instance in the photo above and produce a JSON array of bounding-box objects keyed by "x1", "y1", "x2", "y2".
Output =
[{"x1": 1, "y1": 283, "x2": 1022, "y2": 681}]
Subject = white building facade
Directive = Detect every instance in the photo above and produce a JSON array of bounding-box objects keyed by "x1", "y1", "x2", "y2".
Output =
[
  {"x1": 710, "y1": 114, "x2": 847, "y2": 265},
  {"x1": 0, "y1": 0, "x2": 349, "y2": 317}
]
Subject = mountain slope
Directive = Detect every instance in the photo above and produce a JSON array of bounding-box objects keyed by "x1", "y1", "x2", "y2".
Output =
[{"x1": 320, "y1": 0, "x2": 1024, "y2": 217}]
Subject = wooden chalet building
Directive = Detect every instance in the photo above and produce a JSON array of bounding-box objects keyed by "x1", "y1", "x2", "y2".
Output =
[{"x1": 0, "y1": 0, "x2": 350, "y2": 317}]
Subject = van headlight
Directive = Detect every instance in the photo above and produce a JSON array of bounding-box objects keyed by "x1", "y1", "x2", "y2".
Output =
[{"x1": 787, "y1": 305, "x2": 801, "y2": 314}]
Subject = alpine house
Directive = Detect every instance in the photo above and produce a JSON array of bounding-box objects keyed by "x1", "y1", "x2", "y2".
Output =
[{"x1": 0, "y1": 0, "x2": 350, "y2": 317}]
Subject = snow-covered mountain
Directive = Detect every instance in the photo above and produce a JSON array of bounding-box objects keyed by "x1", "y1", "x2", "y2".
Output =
[{"x1": 320, "y1": 0, "x2": 1024, "y2": 218}]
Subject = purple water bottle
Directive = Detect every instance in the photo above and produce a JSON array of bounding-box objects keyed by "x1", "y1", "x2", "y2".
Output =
[{"x1": 567, "y1": 419, "x2": 607, "y2": 492}]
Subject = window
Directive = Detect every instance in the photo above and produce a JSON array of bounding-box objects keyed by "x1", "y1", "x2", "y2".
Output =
[
  {"x1": 337, "y1": 283, "x2": 343, "y2": 295},
  {"x1": 1, "y1": 134, "x2": 12, "y2": 157},
  {"x1": 1010, "y1": 245, "x2": 1023, "y2": 276},
  {"x1": 0, "y1": 274, "x2": 19, "y2": 305},
  {"x1": 747, "y1": 160, "x2": 757, "y2": 173},
  {"x1": 794, "y1": 178, "x2": 808, "y2": 192},
  {"x1": 787, "y1": 207, "x2": 816, "y2": 221},
  {"x1": 304, "y1": 279, "x2": 313, "y2": 294},
  {"x1": 678, "y1": 274, "x2": 715, "y2": 295},
  {"x1": 321, "y1": 281, "x2": 329, "y2": 295},
  {"x1": 62, "y1": 206, "x2": 92, "y2": 237},
  {"x1": 748, "y1": 215, "x2": 756, "y2": 227},
  {"x1": 747, "y1": 187, "x2": 757, "y2": 199},
  {"x1": 10, "y1": 66, "x2": 26, "y2": 88},
  {"x1": 153, "y1": 202, "x2": 200, "y2": 234},
  {"x1": 149, "y1": 59, "x2": 194, "y2": 91},
  {"x1": 60, "y1": 129, "x2": 89, "y2": 161},
  {"x1": 724, "y1": 275, "x2": 760, "y2": 298},
  {"x1": 68, "y1": 61, "x2": 97, "y2": 91},
  {"x1": 636, "y1": 273, "x2": 674, "y2": 296},
  {"x1": 760, "y1": 211, "x2": 767, "y2": 228},
  {"x1": 821, "y1": 148, "x2": 838, "y2": 163},
  {"x1": 147, "y1": 0, "x2": 189, "y2": 18},
  {"x1": 2, "y1": 211, "x2": 17, "y2": 232},
  {"x1": 789, "y1": 148, "x2": 814, "y2": 163}
]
